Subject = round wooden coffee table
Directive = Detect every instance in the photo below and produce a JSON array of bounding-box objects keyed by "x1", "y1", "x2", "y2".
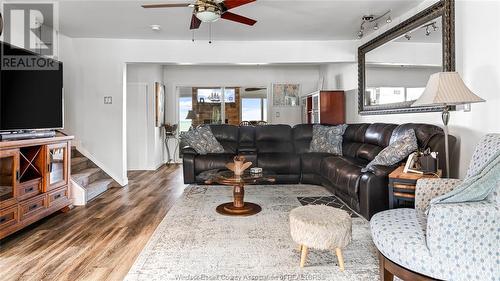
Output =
[{"x1": 205, "y1": 170, "x2": 275, "y2": 216}]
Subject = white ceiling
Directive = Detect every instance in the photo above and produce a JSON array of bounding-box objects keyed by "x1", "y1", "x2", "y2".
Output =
[{"x1": 58, "y1": 0, "x2": 423, "y2": 40}]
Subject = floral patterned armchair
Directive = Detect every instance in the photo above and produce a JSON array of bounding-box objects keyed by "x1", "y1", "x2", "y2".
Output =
[{"x1": 370, "y1": 134, "x2": 500, "y2": 281}]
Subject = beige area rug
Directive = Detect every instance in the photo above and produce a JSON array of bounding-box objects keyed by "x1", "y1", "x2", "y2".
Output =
[{"x1": 125, "y1": 184, "x2": 381, "y2": 281}]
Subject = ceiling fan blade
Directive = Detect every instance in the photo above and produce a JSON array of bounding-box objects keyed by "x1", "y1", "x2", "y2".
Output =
[
  {"x1": 142, "y1": 3, "x2": 192, "y2": 8},
  {"x1": 245, "y1": 88, "x2": 266, "y2": 91},
  {"x1": 190, "y1": 14, "x2": 202, "y2": 29},
  {"x1": 221, "y1": 12, "x2": 256, "y2": 26},
  {"x1": 222, "y1": 0, "x2": 256, "y2": 10}
]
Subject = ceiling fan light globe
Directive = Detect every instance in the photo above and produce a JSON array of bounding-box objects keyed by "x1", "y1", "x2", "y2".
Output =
[{"x1": 196, "y1": 11, "x2": 220, "y2": 22}]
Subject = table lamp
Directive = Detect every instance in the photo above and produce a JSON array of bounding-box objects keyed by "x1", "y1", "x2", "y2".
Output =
[{"x1": 412, "y1": 72, "x2": 485, "y2": 177}]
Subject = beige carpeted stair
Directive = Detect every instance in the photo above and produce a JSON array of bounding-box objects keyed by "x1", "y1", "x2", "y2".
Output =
[{"x1": 71, "y1": 147, "x2": 117, "y2": 202}]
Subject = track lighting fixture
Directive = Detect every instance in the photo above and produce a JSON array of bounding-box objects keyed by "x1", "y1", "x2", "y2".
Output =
[
  {"x1": 420, "y1": 21, "x2": 438, "y2": 38},
  {"x1": 401, "y1": 21, "x2": 438, "y2": 41},
  {"x1": 357, "y1": 30, "x2": 364, "y2": 39},
  {"x1": 356, "y1": 9, "x2": 391, "y2": 39}
]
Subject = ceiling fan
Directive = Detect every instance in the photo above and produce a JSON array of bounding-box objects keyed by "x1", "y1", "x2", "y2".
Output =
[{"x1": 142, "y1": 0, "x2": 257, "y2": 30}]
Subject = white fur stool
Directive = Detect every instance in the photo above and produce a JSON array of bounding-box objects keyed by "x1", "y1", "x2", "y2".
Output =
[{"x1": 289, "y1": 205, "x2": 352, "y2": 270}]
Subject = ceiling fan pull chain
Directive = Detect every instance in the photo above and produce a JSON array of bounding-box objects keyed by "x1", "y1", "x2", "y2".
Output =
[
  {"x1": 192, "y1": 30, "x2": 195, "y2": 42},
  {"x1": 209, "y1": 23, "x2": 212, "y2": 44}
]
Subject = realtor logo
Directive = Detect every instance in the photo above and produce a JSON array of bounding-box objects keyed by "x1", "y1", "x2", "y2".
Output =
[
  {"x1": 2, "y1": 3, "x2": 54, "y2": 56},
  {"x1": 1, "y1": 2, "x2": 58, "y2": 70}
]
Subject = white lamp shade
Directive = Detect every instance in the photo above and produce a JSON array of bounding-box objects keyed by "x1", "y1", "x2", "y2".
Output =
[{"x1": 412, "y1": 72, "x2": 485, "y2": 107}]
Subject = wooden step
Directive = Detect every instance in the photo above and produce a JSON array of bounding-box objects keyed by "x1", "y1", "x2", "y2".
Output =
[
  {"x1": 72, "y1": 168, "x2": 102, "y2": 187},
  {"x1": 71, "y1": 146, "x2": 84, "y2": 158},
  {"x1": 71, "y1": 157, "x2": 89, "y2": 173},
  {"x1": 86, "y1": 179, "x2": 114, "y2": 202}
]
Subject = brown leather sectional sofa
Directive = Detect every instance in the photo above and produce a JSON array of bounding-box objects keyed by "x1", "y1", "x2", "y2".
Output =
[{"x1": 181, "y1": 123, "x2": 454, "y2": 219}]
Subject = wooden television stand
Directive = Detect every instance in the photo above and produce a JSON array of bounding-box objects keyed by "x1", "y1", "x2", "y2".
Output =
[{"x1": 0, "y1": 134, "x2": 74, "y2": 239}]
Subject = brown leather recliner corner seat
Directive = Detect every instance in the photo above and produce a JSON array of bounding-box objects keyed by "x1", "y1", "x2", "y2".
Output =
[{"x1": 181, "y1": 123, "x2": 455, "y2": 219}]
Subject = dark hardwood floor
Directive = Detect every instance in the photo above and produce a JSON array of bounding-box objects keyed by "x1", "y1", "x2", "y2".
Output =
[{"x1": 0, "y1": 164, "x2": 186, "y2": 281}]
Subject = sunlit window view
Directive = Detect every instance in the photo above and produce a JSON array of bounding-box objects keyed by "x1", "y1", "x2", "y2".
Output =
[
  {"x1": 240, "y1": 87, "x2": 267, "y2": 124},
  {"x1": 366, "y1": 87, "x2": 425, "y2": 105},
  {"x1": 178, "y1": 87, "x2": 267, "y2": 134},
  {"x1": 179, "y1": 96, "x2": 192, "y2": 133},
  {"x1": 241, "y1": 98, "x2": 267, "y2": 122}
]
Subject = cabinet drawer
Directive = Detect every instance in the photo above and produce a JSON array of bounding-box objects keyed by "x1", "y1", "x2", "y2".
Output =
[
  {"x1": 19, "y1": 194, "x2": 47, "y2": 221},
  {"x1": 47, "y1": 187, "x2": 69, "y2": 207},
  {"x1": 0, "y1": 205, "x2": 18, "y2": 230},
  {"x1": 17, "y1": 178, "x2": 42, "y2": 201}
]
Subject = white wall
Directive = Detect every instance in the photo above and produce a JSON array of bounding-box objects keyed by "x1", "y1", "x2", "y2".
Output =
[
  {"x1": 325, "y1": 0, "x2": 500, "y2": 178},
  {"x1": 319, "y1": 63, "x2": 358, "y2": 90},
  {"x1": 366, "y1": 65, "x2": 441, "y2": 88},
  {"x1": 163, "y1": 64, "x2": 321, "y2": 127},
  {"x1": 59, "y1": 38, "x2": 356, "y2": 185},
  {"x1": 366, "y1": 42, "x2": 442, "y2": 66},
  {"x1": 126, "y1": 64, "x2": 165, "y2": 170}
]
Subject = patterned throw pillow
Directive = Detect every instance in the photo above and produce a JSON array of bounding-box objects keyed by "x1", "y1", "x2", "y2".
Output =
[
  {"x1": 180, "y1": 129, "x2": 208, "y2": 155},
  {"x1": 309, "y1": 124, "x2": 348, "y2": 155},
  {"x1": 180, "y1": 126, "x2": 224, "y2": 155},
  {"x1": 362, "y1": 129, "x2": 418, "y2": 172},
  {"x1": 197, "y1": 126, "x2": 225, "y2": 153}
]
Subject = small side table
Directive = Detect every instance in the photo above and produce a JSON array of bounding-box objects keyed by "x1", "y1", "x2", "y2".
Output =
[
  {"x1": 388, "y1": 166, "x2": 442, "y2": 209},
  {"x1": 165, "y1": 134, "x2": 179, "y2": 164}
]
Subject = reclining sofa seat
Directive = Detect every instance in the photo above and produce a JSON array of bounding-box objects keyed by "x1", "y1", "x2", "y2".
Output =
[{"x1": 182, "y1": 123, "x2": 453, "y2": 219}]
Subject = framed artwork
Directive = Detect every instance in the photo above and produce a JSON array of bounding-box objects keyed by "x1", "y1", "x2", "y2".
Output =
[
  {"x1": 272, "y1": 83, "x2": 300, "y2": 106},
  {"x1": 155, "y1": 82, "x2": 165, "y2": 127}
]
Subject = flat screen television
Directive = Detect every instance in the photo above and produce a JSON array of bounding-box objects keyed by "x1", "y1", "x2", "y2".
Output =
[{"x1": 0, "y1": 41, "x2": 63, "y2": 132}]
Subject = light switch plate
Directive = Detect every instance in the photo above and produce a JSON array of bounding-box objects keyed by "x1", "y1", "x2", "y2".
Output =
[
  {"x1": 275, "y1": 112, "x2": 280, "y2": 118},
  {"x1": 104, "y1": 96, "x2": 112, "y2": 104}
]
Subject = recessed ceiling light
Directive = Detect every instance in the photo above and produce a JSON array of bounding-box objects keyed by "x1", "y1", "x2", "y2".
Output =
[{"x1": 150, "y1": 24, "x2": 161, "y2": 31}]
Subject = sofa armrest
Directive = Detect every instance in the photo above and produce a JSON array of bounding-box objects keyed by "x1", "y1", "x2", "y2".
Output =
[
  {"x1": 426, "y1": 200, "x2": 499, "y2": 274},
  {"x1": 182, "y1": 148, "x2": 197, "y2": 184},
  {"x1": 181, "y1": 146, "x2": 198, "y2": 155},
  {"x1": 414, "y1": 178, "x2": 462, "y2": 212},
  {"x1": 359, "y1": 166, "x2": 395, "y2": 219},
  {"x1": 365, "y1": 165, "x2": 397, "y2": 177}
]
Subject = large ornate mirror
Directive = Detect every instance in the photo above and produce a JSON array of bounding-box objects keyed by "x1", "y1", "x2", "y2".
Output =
[{"x1": 358, "y1": 0, "x2": 455, "y2": 115}]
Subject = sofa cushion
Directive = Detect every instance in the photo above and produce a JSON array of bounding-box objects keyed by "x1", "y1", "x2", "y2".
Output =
[
  {"x1": 194, "y1": 153, "x2": 235, "y2": 175},
  {"x1": 343, "y1": 123, "x2": 369, "y2": 143},
  {"x1": 364, "y1": 123, "x2": 397, "y2": 148},
  {"x1": 238, "y1": 126, "x2": 256, "y2": 148},
  {"x1": 257, "y1": 153, "x2": 300, "y2": 175},
  {"x1": 342, "y1": 124, "x2": 375, "y2": 161},
  {"x1": 301, "y1": 152, "x2": 331, "y2": 174},
  {"x1": 321, "y1": 156, "x2": 365, "y2": 197},
  {"x1": 292, "y1": 124, "x2": 313, "y2": 154},
  {"x1": 362, "y1": 129, "x2": 418, "y2": 172},
  {"x1": 255, "y1": 125, "x2": 294, "y2": 153},
  {"x1": 209, "y1": 124, "x2": 239, "y2": 154},
  {"x1": 309, "y1": 124, "x2": 347, "y2": 155}
]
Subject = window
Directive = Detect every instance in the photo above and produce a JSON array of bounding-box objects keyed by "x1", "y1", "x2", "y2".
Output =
[
  {"x1": 178, "y1": 96, "x2": 192, "y2": 132},
  {"x1": 406, "y1": 87, "x2": 425, "y2": 101},
  {"x1": 241, "y1": 98, "x2": 267, "y2": 122},
  {"x1": 196, "y1": 88, "x2": 235, "y2": 103},
  {"x1": 366, "y1": 87, "x2": 424, "y2": 105}
]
